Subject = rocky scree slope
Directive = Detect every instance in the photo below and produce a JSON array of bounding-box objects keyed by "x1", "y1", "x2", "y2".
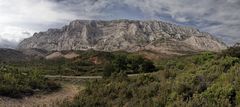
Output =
[{"x1": 17, "y1": 20, "x2": 227, "y2": 55}]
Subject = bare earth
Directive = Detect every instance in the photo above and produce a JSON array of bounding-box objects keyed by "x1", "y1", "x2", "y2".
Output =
[{"x1": 0, "y1": 84, "x2": 82, "y2": 107}]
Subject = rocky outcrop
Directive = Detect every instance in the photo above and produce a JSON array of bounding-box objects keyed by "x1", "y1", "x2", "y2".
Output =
[
  {"x1": 45, "y1": 52, "x2": 79, "y2": 59},
  {"x1": 17, "y1": 20, "x2": 227, "y2": 54}
]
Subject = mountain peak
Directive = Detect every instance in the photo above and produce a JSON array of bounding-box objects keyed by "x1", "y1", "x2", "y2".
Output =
[{"x1": 17, "y1": 20, "x2": 227, "y2": 55}]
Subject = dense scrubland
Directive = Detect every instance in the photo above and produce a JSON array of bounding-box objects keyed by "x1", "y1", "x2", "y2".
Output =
[
  {"x1": 61, "y1": 46, "x2": 240, "y2": 107},
  {"x1": 0, "y1": 65, "x2": 60, "y2": 98},
  {"x1": 1, "y1": 46, "x2": 240, "y2": 107},
  {"x1": 5, "y1": 50, "x2": 157, "y2": 76},
  {"x1": 0, "y1": 50, "x2": 156, "y2": 99}
]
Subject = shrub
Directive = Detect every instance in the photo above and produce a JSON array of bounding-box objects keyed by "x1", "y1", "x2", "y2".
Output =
[
  {"x1": 140, "y1": 60, "x2": 156, "y2": 72},
  {"x1": 102, "y1": 54, "x2": 157, "y2": 77},
  {"x1": 222, "y1": 46, "x2": 240, "y2": 58},
  {"x1": 0, "y1": 65, "x2": 61, "y2": 98},
  {"x1": 62, "y1": 50, "x2": 240, "y2": 107},
  {"x1": 193, "y1": 52, "x2": 215, "y2": 65},
  {"x1": 103, "y1": 63, "x2": 115, "y2": 77}
]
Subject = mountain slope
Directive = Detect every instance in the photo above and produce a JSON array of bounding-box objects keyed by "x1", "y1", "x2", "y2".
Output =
[
  {"x1": 0, "y1": 48, "x2": 27, "y2": 61},
  {"x1": 0, "y1": 48, "x2": 49, "y2": 62},
  {"x1": 17, "y1": 20, "x2": 227, "y2": 54}
]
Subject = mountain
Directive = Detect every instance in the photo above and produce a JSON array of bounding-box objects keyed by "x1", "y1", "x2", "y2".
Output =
[
  {"x1": 17, "y1": 20, "x2": 227, "y2": 55},
  {"x1": 233, "y1": 43, "x2": 240, "y2": 47},
  {"x1": 0, "y1": 48, "x2": 49, "y2": 62},
  {"x1": 20, "y1": 48, "x2": 49, "y2": 59},
  {"x1": 0, "y1": 48, "x2": 27, "y2": 61}
]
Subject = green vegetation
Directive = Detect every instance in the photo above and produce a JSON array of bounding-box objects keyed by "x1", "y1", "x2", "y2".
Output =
[
  {"x1": 222, "y1": 46, "x2": 240, "y2": 58},
  {"x1": 0, "y1": 50, "x2": 156, "y2": 99},
  {"x1": 0, "y1": 50, "x2": 110, "y2": 76},
  {"x1": 62, "y1": 46, "x2": 240, "y2": 107},
  {"x1": 103, "y1": 53, "x2": 157, "y2": 77},
  {"x1": 4, "y1": 50, "x2": 156, "y2": 76},
  {"x1": 0, "y1": 65, "x2": 60, "y2": 98},
  {"x1": 3, "y1": 46, "x2": 240, "y2": 106}
]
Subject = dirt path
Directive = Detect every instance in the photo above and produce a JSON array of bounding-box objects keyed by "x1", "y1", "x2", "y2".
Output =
[
  {"x1": 44, "y1": 72, "x2": 157, "y2": 79},
  {"x1": 45, "y1": 75, "x2": 102, "y2": 79},
  {"x1": 0, "y1": 84, "x2": 83, "y2": 107},
  {"x1": 0, "y1": 73, "x2": 156, "y2": 107}
]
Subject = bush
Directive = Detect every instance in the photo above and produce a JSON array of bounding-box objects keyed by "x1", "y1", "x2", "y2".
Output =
[
  {"x1": 222, "y1": 46, "x2": 240, "y2": 58},
  {"x1": 193, "y1": 52, "x2": 215, "y2": 65},
  {"x1": 102, "y1": 54, "x2": 157, "y2": 77},
  {"x1": 63, "y1": 51, "x2": 240, "y2": 107},
  {"x1": 0, "y1": 65, "x2": 61, "y2": 98},
  {"x1": 103, "y1": 63, "x2": 115, "y2": 77},
  {"x1": 140, "y1": 60, "x2": 156, "y2": 72}
]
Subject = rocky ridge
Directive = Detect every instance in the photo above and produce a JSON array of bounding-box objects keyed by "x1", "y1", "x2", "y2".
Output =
[{"x1": 17, "y1": 20, "x2": 227, "y2": 54}]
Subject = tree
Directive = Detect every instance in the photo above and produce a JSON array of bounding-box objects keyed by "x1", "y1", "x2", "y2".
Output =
[
  {"x1": 141, "y1": 60, "x2": 156, "y2": 72},
  {"x1": 103, "y1": 63, "x2": 115, "y2": 77},
  {"x1": 112, "y1": 54, "x2": 128, "y2": 72}
]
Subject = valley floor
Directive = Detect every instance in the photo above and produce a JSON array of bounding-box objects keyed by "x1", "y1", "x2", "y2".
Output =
[{"x1": 0, "y1": 84, "x2": 83, "y2": 107}]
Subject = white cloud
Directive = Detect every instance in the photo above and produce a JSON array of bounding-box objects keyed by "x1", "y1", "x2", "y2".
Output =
[
  {"x1": 0, "y1": 0, "x2": 80, "y2": 48},
  {"x1": 0, "y1": 0, "x2": 239, "y2": 47},
  {"x1": 122, "y1": 0, "x2": 240, "y2": 44}
]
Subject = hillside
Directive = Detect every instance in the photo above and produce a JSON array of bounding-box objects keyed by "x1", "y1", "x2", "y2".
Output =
[
  {"x1": 1, "y1": 44, "x2": 240, "y2": 107},
  {"x1": 0, "y1": 48, "x2": 27, "y2": 61},
  {"x1": 3, "y1": 50, "x2": 157, "y2": 76},
  {"x1": 17, "y1": 20, "x2": 227, "y2": 54},
  {"x1": 62, "y1": 47, "x2": 240, "y2": 107},
  {"x1": 0, "y1": 48, "x2": 50, "y2": 62}
]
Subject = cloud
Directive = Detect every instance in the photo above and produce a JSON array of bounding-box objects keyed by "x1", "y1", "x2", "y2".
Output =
[
  {"x1": 122, "y1": 0, "x2": 240, "y2": 44},
  {"x1": 0, "y1": 30, "x2": 31, "y2": 48},
  {"x1": 0, "y1": 0, "x2": 239, "y2": 48},
  {"x1": 0, "y1": 0, "x2": 79, "y2": 48},
  {"x1": 0, "y1": 37, "x2": 19, "y2": 48}
]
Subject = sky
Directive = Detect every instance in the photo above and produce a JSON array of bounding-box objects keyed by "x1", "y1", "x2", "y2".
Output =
[{"x1": 0, "y1": 0, "x2": 239, "y2": 48}]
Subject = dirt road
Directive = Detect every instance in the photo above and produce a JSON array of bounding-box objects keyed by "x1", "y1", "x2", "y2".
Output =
[{"x1": 45, "y1": 75, "x2": 102, "y2": 79}]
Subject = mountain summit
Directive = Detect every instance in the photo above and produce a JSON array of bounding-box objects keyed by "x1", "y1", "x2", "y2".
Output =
[{"x1": 17, "y1": 20, "x2": 227, "y2": 54}]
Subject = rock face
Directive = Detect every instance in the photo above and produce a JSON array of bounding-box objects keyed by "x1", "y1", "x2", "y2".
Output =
[{"x1": 17, "y1": 20, "x2": 227, "y2": 54}]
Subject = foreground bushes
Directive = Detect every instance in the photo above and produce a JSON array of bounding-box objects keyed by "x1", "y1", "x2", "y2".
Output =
[
  {"x1": 0, "y1": 65, "x2": 61, "y2": 98},
  {"x1": 62, "y1": 52, "x2": 240, "y2": 107}
]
